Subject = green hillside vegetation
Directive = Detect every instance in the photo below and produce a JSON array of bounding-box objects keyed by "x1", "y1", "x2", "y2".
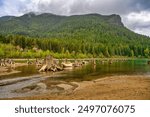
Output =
[{"x1": 0, "y1": 12, "x2": 150, "y2": 58}]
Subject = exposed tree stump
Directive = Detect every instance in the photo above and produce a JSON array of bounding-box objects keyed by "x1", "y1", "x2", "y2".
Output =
[{"x1": 39, "y1": 65, "x2": 47, "y2": 72}]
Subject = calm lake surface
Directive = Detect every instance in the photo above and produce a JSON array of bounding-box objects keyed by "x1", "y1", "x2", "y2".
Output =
[{"x1": 1, "y1": 59, "x2": 150, "y2": 82}]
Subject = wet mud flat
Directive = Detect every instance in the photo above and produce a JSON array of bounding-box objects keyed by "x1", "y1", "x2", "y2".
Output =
[
  {"x1": 0, "y1": 75, "x2": 150, "y2": 100},
  {"x1": 20, "y1": 75, "x2": 150, "y2": 100},
  {"x1": 0, "y1": 74, "x2": 78, "y2": 99}
]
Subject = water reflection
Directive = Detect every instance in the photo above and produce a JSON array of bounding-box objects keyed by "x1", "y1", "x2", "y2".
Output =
[
  {"x1": 0, "y1": 65, "x2": 39, "y2": 79},
  {"x1": 53, "y1": 59, "x2": 150, "y2": 81}
]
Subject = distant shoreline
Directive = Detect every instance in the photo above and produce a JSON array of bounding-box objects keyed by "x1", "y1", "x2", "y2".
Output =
[{"x1": 7, "y1": 57, "x2": 150, "y2": 61}]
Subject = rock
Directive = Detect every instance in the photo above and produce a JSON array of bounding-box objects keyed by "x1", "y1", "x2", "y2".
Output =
[
  {"x1": 57, "y1": 84, "x2": 73, "y2": 90},
  {"x1": 36, "y1": 83, "x2": 47, "y2": 90}
]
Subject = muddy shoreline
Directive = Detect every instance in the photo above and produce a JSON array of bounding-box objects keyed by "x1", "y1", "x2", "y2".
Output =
[
  {"x1": 0, "y1": 63, "x2": 27, "y2": 77},
  {"x1": 1, "y1": 75, "x2": 149, "y2": 100}
]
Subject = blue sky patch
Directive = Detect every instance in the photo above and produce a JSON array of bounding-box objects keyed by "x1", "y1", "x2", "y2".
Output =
[{"x1": 0, "y1": 0, "x2": 3, "y2": 6}]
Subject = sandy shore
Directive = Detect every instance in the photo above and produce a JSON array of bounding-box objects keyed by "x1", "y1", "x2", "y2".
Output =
[{"x1": 9, "y1": 75, "x2": 150, "y2": 100}]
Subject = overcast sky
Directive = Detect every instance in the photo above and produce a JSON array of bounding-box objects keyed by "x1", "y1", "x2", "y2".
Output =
[{"x1": 0, "y1": 0, "x2": 150, "y2": 36}]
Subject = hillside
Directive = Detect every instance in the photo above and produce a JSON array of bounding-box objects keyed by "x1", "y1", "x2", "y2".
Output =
[
  {"x1": 0, "y1": 12, "x2": 150, "y2": 58},
  {"x1": 0, "y1": 12, "x2": 126, "y2": 37}
]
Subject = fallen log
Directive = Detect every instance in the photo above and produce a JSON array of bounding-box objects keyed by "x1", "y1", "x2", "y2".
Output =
[{"x1": 61, "y1": 62, "x2": 73, "y2": 68}]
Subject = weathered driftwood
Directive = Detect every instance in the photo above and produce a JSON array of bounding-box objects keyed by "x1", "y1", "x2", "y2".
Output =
[
  {"x1": 39, "y1": 57, "x2": 91, "y2": 72},
  {"x1": 35, "y1": 59, "x2": 43, "y2": 67},
  {"x1": 73, "y1": 61, "x2": 83, "y2": 67},
  {"x1": 0, "y1": 59, "x2": 6, "y2": 66},
  {"x1": 55, "y1": 65, "x2": 63, "y2": 71},
  {"x1": 61, "y1": 62, "x2": 73, "y2": 68},
  {"x1": 0, "y1": 58, "x2": 15, "y2": 67},
  {"x1": 92, "y1": 59, "x2": 96, "y2": 65},
  {"x1": 39, "y1": 64, "x2": 63, "y2": 72},
  {"x1": 39, "y1": 65, "x2": 47, "y2": 72},
  {"x1": 39, "y1": 55, "x2": 64, "y2": 72}
]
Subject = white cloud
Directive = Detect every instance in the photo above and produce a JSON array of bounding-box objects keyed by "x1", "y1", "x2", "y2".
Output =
[
  {"x1": 0, "y1": 0, "x2": 138, "y2": 16},
  {"x1": 126, "y1": 11, "x2": 150, "y2": 22},
  {"x1": 134, "y1": 28, "x2": 150, "y2": 37},
  {"x1": 37, "y1": 0, "x2": 74, "y2": 15},
  {"x1": 123, "y1": 11, "x2": 150, "y2": 36},
  {"x1": 0, "y1": 0, "x2": 29, "y2": 16}
]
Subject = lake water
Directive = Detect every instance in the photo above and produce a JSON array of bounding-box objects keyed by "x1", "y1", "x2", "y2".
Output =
[
  {"x1": 53, "y1": 59, "x2": 150, "y2": 82},
  {"x1": 1, "y1": 59, "x2": 150, "y2": 82}
]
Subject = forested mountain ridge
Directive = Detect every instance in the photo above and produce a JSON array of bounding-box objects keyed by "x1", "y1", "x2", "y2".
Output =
[
  {"x1": 0, "y1": 12, "x2": 124, "y2": 37},
  {"x1": 0, "y1": 12, "x2": 150, "y2": 58}
]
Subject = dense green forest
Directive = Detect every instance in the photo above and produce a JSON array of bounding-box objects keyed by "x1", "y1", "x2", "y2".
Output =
[
  {"x1": 0, "y1": 13, "x2": 150, "y2": 58},
  {"x1": 0, "y1": 34, "x2": 150, "y2": 59}
]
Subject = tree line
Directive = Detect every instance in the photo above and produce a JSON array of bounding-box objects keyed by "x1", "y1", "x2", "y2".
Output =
[{"x1": 0, "y1": 34, "x2": 150, "y2": 58}]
